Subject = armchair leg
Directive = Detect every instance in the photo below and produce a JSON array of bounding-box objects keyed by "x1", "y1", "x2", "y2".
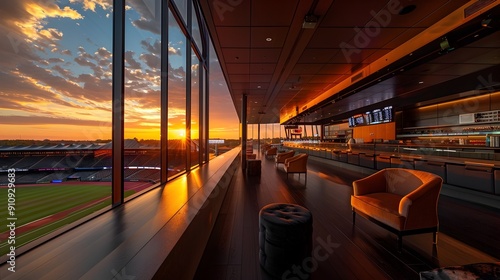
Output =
[
  {"x1": 352, "y1": 209, "x2": 356, "y2": 224},
  {"x1": 433, "y1": 231, "x2": 438, "y2": 245}
]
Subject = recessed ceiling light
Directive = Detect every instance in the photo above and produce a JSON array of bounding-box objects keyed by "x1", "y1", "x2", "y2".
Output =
[
  {"x1": 266, "y1": 37, "x2": 272, "y2": 42},
  {"x1": 257, "y1": 85, "x2": 261, "y2": 88},
  {"x1": 419, "y1": 81, "x2": 424, "y2": 84},
  {"x1": 399, "y1": 5, "x2": 416, "y2": 15}
]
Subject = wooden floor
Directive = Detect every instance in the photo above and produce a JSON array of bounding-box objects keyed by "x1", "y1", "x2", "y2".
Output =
[{"x1": 194, "y1": 152, "x2": 500, "y2": 280}]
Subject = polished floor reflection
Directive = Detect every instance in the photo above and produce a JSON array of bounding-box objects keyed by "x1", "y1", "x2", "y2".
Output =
[{"x1": 195, "y1": 151, "x2": 500, "y2": 280}]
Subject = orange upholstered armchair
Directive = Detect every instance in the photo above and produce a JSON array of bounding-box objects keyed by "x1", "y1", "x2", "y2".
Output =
[
  {"x1": 284, "y1": 153, "x2": 308, "y2": 184},
  {"x1": 351, "y1": 168, "x2": 443, "y2": 252},
  {"x1": 275, "y1": 150, "x2": 295, "y2": 167},
  {"x1": 261, "y1": 144, "x2": 272, "y2": 154},
  {"x1": 265, "y1": 147, "x2": 278, "y2": 158}
]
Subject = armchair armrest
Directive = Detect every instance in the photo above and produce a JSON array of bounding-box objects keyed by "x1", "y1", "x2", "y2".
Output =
[
  {"x1": 399, "y1": 177, "x2": 442, "y2": 229},
  {"x1": 276, "y1": 151, "x2": 294, "y2": 162},
  {"x1": 284, "y1": 154, "x2": 302, "y2": 165},
  {"x1": 352, "y1": 170, "x2": 387, "y2": 196},
  {"x1": 284, "y1": 154, "x2": 307, "y2": 172}
]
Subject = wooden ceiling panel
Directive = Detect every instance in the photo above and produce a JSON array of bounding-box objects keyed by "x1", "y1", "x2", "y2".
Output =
[
  {"x1": 230, "y1": 83, "x2": 250, "y2": 90},
  {"x1": 300, "y1": 83, "x2": 332, "y2": 91},
  {"x1": 298, "y1": 49, "x2": 337, "y2": 64},
  {"x1": 408, "y1": 0, "x2": 471, "y2": 28},
  {"x1": 225, "y1": 63, "x2": 249, "y2": 75},
  {"x1": 318, "y1": 63, "x2": 351, "y2": 75},
  {"x1": 217, "y1": 27, "x2": 250, "y2": 48},
  {"x1": 249, "y1": 75, "x2": 273, "y2": 83},
  {"x1": 321, "y1": 0, "x2": 388, "y2": 27},
  {"x1": 250, "y1": 48, "x2": 282, "y2": 63},
  {"x1": 250, "y1": 82, "x2": 270, "y2": 90},
  {"x1": 251, "y1": 27, "x2": 289, "y2": 48},
  {"x1": 251, "y1": 0, "x2": 298, "y2": 26},
  {"x1": 307, "y1": 28, "x2": 357, "y2": 49},
  {"x1": 246, "y1": 89, "x2": 268, "y2": 96},
  {"x1": 209, "y1": 0, "x2": 251, "y2": 26},
  {"x1": 222, "y1": 48, "x2": 250, "y2": 63},
  {"x1": 379, "y1": 0, "x2": 465, "y2": 28},
  {"x1": 345, "y1": 27, "x2": 410, "y2": 49},
  {"x1": 361, "y1": 49, "x2": 392, "y2": 64},
  {"x1": 384, "y1": 27, "x2": 426, "y2": 49},
  {"x1": 249, "y1": 63, "x2": 277, "y2": 74},
  {"x1": 291, "y1": 64, "x2": 325, "y2": 75},
  {"x1": 309, "y1": 74, "x2": 344, "y2": 84},
  {"x1": 229, "y1": 74, "x2": 250, "y2": 83}
]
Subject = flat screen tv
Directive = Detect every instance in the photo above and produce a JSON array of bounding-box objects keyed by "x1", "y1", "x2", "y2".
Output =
[{"x1": 367, "y1": 106, "x2": 393, "y2": 124}]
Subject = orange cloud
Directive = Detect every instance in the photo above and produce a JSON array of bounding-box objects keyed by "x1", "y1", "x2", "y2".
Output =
[{"x1": 69, "y1": 0, "x2": 112, "y2": 12}]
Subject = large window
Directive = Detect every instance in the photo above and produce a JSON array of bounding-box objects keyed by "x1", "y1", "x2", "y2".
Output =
[
  {"x1": 0, "y1": 0, "x2": 112, "y2": 255},
  {"x1": 168, "y1": 9, "x2": 187, "y2": 176},
  {"x1": 190, "y1": 50, "x2": 200, "y2": 168},
  {"x1": 124, "y1": 0, "x2": 161, "y2": 187},
  {"x1": 0, "y1": 0, "x2": 231, "y2": 257},
  {"x1": 208, "y1": 37, "x2": 239, "y2": 157}
]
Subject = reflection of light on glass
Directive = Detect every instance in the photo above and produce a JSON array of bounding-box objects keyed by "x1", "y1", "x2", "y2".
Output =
[
  {"x1": 464, "y1": 161, "x2": 494, "y2": 167},
  {"x1": 160, "y1": 176, "x2": 188, "y2": 217},
  {"x1": 442, "y1": 149, "x2": 456, "y2": 152},
  {"x1": 403, "y1": 147, "x2": 418, "y2": 151}
]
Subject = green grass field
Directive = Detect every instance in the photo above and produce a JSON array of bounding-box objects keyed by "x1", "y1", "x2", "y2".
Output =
[{"x1": 0, "y1": 184, "x2": 134, "y2": 256}]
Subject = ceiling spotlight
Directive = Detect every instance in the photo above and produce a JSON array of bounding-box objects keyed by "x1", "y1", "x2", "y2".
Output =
[
  {"x1": 302, "y1": 14, "x2": 318, "y2": 29},
  {"x1": 399, "y1": 5, "x2": 416, "y2": 15},
  {"x1": 481, "y1": 18, "x2": 492, "y2": 28},
  {"x1": 439, "y1": 37, "x2": 454, "y2": 52},
  {"x1": 266, "y1": 37, "x2": 272, "y2": 42}
]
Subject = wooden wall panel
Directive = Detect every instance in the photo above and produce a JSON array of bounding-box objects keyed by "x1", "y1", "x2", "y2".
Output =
[
  {"x1": 353, "y1": 122, "x2": 395, "y2": 142},
  {"x1": 491, "y1": 92, "x2": 500, "y2": 110},
  {"x1": 437, "y1": 94, "x2": 490, "y2": 117},
  {"x1": 399, "y1": 92, "x2": 500, "y2": 129}
]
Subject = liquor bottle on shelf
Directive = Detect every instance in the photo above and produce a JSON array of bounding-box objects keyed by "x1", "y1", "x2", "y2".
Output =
[{"x1": 485, "y1": 134, "x2": 490, "y2": 147}]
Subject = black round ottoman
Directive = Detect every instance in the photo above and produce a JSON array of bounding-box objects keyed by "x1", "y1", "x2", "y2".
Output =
[{"x1": 259, "y1": 203, "x2": 313, "y2": 278}]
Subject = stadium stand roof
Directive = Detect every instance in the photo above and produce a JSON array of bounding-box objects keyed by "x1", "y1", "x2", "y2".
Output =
[{"x1": 0, "y1": 139, "x2": 160, "y2": 152}]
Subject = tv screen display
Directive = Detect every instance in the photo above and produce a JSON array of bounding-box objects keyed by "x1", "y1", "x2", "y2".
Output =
[
  {"x1": 365, "y1": 106, "x2": 393, "y2": 125},
  {"x1": 382, "y1": 106, "x2": 393, "y2": 122},
  {"x1": 354, "y1": 114, "x2": 364, "y2": 125},
  {"x1": 348, "y1": 116, "x2": 356, "y2": 127}
]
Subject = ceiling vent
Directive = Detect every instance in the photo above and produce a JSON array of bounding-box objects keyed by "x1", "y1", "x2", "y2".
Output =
[
  {"x1": 351, "y1": 71, "x2": 365, "y2": 83},
  {"x1": 464, "y1": 0, "x2": 497, "y2": 18}
]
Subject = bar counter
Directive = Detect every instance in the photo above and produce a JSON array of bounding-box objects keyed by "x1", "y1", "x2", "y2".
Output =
[{"x1": 282, "y1": 141, "x2": 500, "y2": 196}]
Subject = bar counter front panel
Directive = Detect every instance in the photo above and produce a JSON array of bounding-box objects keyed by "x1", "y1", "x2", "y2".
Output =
[{"x1": 283, "y1": 141, "x2": 500, "y2": 196}]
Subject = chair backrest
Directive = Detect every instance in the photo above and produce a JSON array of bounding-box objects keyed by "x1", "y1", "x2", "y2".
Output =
[
  {"x1": 293, "y1": 153, "x2": 308, "y2": 164},
  {"x1": 279, "y1": 150, "x2": 294, "y2": 157},
  {"x1": 267, "y1": 147, "x2": 277, "y2": 153},
  {"x1": 383, "y1": 168, "x2": 441, "y2": 196}
]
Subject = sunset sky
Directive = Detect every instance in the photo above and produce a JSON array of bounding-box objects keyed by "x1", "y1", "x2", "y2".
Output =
[{"x1": 0, "y1": 0, "x2": 240, "y2": 141}]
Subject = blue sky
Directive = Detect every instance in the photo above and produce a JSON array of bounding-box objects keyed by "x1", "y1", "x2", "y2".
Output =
[{"x1": 0, "y1": 0, "x2": 239, "y2": 140}]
